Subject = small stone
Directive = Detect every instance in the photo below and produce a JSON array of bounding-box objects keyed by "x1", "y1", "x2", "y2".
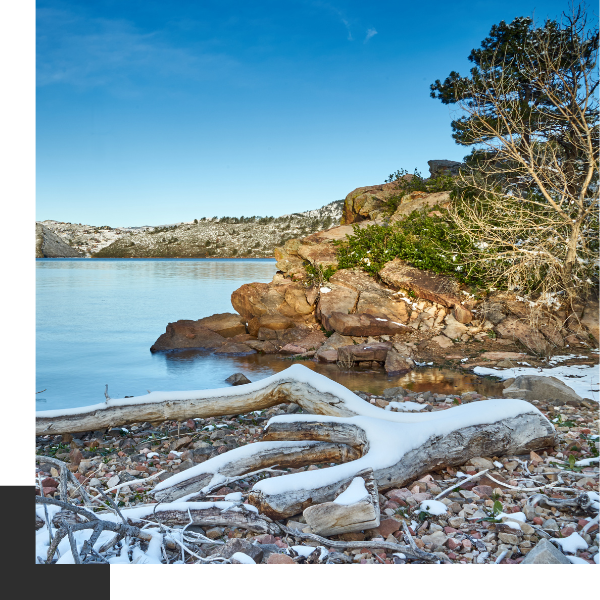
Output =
[
  {"x1": 267, "y1": 553, "x2": 295, "y2": 564},
  {"x1": 225, "y1": 373, "x2": 251, "y2": 386},
  {"x1": 521, "y1": 538, "x2": 570, "y2": 564},
  {"x1": 69, "y1": 448, "x2": 83, "y2": 466},
  {"x1": 499, "y1": 533, "x2": 520, "y2": 545},
  {"x1": 205, "y1": 527, "x2": 224, "y2": 539}
]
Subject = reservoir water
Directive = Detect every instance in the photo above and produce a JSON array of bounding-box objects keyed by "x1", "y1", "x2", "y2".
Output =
[{"x1": 36, "y1": 258, "x2": 503, "y2": 412}]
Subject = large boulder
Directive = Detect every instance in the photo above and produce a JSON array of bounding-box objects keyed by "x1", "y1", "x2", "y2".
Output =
[
  {"x1": 581, "y1": 300, "x2": 599, "y2": 344},
  {"x1": 388, "y1": 191, "x2": 451, "y2": 224},
  {"x1": 247, "y1": 314, "x2": 295, "y2": 337},
  {"x1": 379, "y1": 259, "x2": 461, "y2": 308},
  {"x1": 36, "y1": 223, "x2": 83, "y2": 258},
  {"x1": 326, "y1": 312, "x2": 407, "y2": 337},
  {"x1": 428, "y1": 160, "x2": 463, "y2": 177},
  {"x1": 197, "y1": 313, "x2": 246, "y2": 338},
  {"x1": 231, "y1": 277, "x2": 316, "y2": 322},
  {"x1": 502, "y1": 375, "x2": 583, "y2": 405},
  {"x1": 150, "y1": 321, "x2": 226, "y2": 352},
  {"x1": 317, "y1": 287, "x2": 359, "y2": 331},
  {"x1": 329, "y1": 269, "x2": 411, "y2": 324},
  {"x1": 495, "y1": 317, "x2": 549, "y2": 355},
  {"x1": 442, "y1": 314, "x2": 469, "y2": 340},
  {"x1": 384, "y1": 349, "x2": 415, "y2": 375}
]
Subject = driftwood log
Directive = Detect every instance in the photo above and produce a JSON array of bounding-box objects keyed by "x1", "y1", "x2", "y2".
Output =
[
  {"x1": 38, "y1": 365, "x2": 555, "y2": 527},
  {"x1": 152, "y1": 391, "x2": 555, "y2": 518}
]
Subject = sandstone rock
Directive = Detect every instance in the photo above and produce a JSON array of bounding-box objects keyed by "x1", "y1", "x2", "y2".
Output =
[
  {"x1": 338, "y1": 342, "x2": 391, "y2": 363},
  {"x1": 480, "y1": 301, "x2": 507, "y2": 325},
  {"x1": 244, "y1": 340, "x2": 279, "y2": 353},
  {"x1": 225, "y1": 373, "x2": 251, "y2": 386},
  {"x1": 495, "y1": 317, "x2": 549, "y2": 355},
  {"x1": 315, "y1": 349, "x2": 339, "y2": 362},
  {"x1": 289, "y1": 330, "x2": 327, "y2": 352},
  {"x1": 521, "y1": 538, "x2": 570, "y2": 564},
  {"x1": 197, "y1": 313, "x2": 246, "y2": 338},
  {"x1": 379, "y1": 259, "x2": 461, "y2": 307},
  {"x1": 297, "y1": 241, "x2": 338, "y2": 270},
  {"x1": 431, "y1": 334, "x2": 454, "y2": 348},
  {"x1": 150, "y1": 321, "x2": 226, "y2": 352},
  {"x1": 389, "y1": 191, "x2": 452, "y2": 224},
  {"x1": 428, "y1": 160, "x2": 463, "y2": 177},
  {"x1": 443, "y1": 314, "x2": 469, "y2": 340},
  {"x1": 341, "y1": 180, "x2": 404, "y2": 224},
  {"x1": 231, "y1": 280, "x2": 313, "y2": 321},
  {"x1": 327, "y1": 312, "x2": 406, "y2": 336},
  {"x1": 468, "y1": 457, "x2": 495, "y2": 469},
  {"x1": 314, "y1": 332, "x2": 354, "y2": 362},
  {"x1": 453, "y1": 305, "x2": 472, "y2": 324},
  {"x1": 384, "y1": 349, "x2": 415, "y2": 376},
  {"x1": 317, "y1": 286, "x2": 359, "y2": 331},
  {"x1": 280, "y1": 344, "x2": 308, "y2": 354},
  {"x1": 267, "y1": 553, "x2": 295, "y2": 564},
  {"x1": 248, "y1": 314, "x2": 295, "y2": 336},
  {"x1": 372, "y1": 518, "x2": 402, "y2": 538},
  {"x1": 213, "y1": 342, "x2": 256, "y2": 355},
  {"x1": 503, "y1": 375, "x2": 583, "y2": 405},
  {"x1": 581, "y1": 301, "x2": 599, "y2": 344}
]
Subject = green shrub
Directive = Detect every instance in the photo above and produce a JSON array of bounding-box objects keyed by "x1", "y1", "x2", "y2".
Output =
[{"x1": 335, "y1": 207, "x2": 486, "y2": 288}]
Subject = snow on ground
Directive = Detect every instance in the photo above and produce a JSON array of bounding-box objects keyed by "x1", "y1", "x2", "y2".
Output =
[{"x1": 473, "y1": 362, "x2": 599, "y2": 401}]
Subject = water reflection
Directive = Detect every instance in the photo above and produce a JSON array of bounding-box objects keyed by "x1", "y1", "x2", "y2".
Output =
[{"x1": 159, "y1": 350, "x2": 505, "y2": 397}]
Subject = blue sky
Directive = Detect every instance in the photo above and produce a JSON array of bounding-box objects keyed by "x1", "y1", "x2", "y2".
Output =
[{"x1": 36, "y1": 0, "x2": 572, "y2": 226}]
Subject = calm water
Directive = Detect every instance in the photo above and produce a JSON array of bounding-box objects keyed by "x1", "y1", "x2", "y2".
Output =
[{"x1": 36, "y1": 258, "x2": 503, "y2": 412}]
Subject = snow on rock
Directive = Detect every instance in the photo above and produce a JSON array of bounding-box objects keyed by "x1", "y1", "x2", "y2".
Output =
[
  {"x1": 419, "y1": 500, "x2": 448, "y2": 515},
  {"x1": 473, "y1": 363, "x2": 598, "y2": 401},
  {"x1": 575, "y1": 457, "x2": 599, "y2": 467},
  {"x1": 386, "y1": 401, "x2": 426, "y2": 412},
  {"x1": 231, "y1": 552, "x2": 256, "y2": 564},
  {"x1": 333, "y1": 477, "x2": 369, "y2": 505},
  {"x1": 552, "y1": 532, "x2": 588, "y2": 554},
  {"x1": 224, "y1": 492, "x2": 243, "y2": 502}
]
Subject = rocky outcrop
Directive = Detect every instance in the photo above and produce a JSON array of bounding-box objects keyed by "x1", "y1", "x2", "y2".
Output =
[
  {"x1": 231, "y1": 275, "x2": 316, "y2": 322},
  {"x1": 326, "y1": 313, "x2": 407, "y2": 337},
  {"x1": 151, "y1": 321, "x2": 228, "y2": 352},
  {"x1": 36, "y1": 223, "x2": 83, "y2": 258},
  {"x1": 379, "y1": 259, "x2": 461, "y2": 308},
  {"x1": 427, "y1": 159, "x2": 463, "y2": 177},
  {"x1": 197, "y1": 313, "x2": 247, "y2": 338}
]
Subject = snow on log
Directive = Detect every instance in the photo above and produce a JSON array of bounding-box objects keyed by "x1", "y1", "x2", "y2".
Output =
[
  {"x1": 152, "y1": 440, "x2": 360, "y2": 503},
  {"x1": 155, "y1": 398, "x2": 555, "y2": 519},
  {"x1": 36, "y1": 364, "x2": 400, "y2": 435}
]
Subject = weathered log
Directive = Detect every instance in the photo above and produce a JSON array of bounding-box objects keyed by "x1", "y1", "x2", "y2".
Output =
[
  {"x1": 36, "y1": 364, "x2": 393, "y2": 434},
  {"x1": 153, "y1": 440, "x2": 360, "y2": 502},
  {"x1": 155, "y1": 398, "x2": 554, "y2": 519},
  {"x1": 248, "y1": 405, "x2": 555, "y2": 518}
]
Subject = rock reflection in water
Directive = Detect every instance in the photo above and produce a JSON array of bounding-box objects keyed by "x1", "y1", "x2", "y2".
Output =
[{"x1": 161, "y1": 351, "x2": 505, "y2": 397}]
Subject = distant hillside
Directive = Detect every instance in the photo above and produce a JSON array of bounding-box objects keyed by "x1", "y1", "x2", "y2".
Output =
[
  {"x1": 36, "y1": 223, "x2": 84, "y2": 258},
  {"x1": 90, "y1": 201, "x2": 343, "y2": 258}
]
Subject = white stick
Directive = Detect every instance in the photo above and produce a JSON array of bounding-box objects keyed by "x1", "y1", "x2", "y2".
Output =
[
  {"x1": 582, "y1": 515, "x2": 599, "y2": 533},
  {"x1": 495, "y1": 549, "x2": 509, "y2": 564},
  {"x1": 90, "y1": 470, "x2": 166, "y2": 502},
  {"x1": 485, "y1": 473, "x2": 579, "y2": 493},
  {"x1": 434, "y1": 469, "x2": 490, "y2": 500}
]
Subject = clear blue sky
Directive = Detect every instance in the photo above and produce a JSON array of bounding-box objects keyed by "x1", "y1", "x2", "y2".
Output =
[{"x1": 36, "y1": 0, "x2": 572, "y2": 226}]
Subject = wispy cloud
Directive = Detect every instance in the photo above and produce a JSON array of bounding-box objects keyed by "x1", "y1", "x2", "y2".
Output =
[
  {"x1": 364, "y1": 28, "x2": 378, "y2": 43},
  {"x1": 36, "y1": 7, "x2": 239, "y2": 90}
]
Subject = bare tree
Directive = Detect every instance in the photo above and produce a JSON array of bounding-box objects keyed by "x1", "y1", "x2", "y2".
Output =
[{"x1": 434, "y1": 7, "x2": 599, "y2": 303}]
